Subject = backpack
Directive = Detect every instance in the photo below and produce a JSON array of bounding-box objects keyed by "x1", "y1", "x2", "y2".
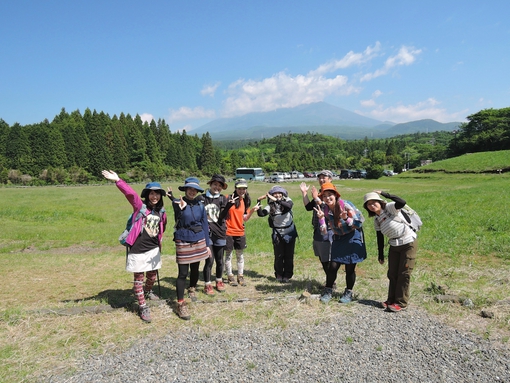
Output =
[
  {"x1": 398, "y1": 204, "x2": 422, "y2": 233},
  {"x1": 119, "y1": 204, "x2": 148, "y2": 246}
]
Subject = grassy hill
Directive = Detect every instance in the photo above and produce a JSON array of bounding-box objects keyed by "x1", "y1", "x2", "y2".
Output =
[{"x1": 403, "y1": 150, "x2": 510, "y2": 174}]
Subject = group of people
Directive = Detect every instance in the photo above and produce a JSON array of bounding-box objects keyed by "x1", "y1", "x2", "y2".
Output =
[{"x1": 102, "y1": 169, "x2": 418, "y2": 323}]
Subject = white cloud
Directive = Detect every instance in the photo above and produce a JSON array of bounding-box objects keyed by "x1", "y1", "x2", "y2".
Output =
[
  {"x1": 360, "y1": 99, "x2": 376, "y2": 107},
  {"x1": 168, "y1": 106, "x2": 216, "y2": 122},
  {"x1": 140, "y1": 113, "x2": 155, "y2": 123},
  {"x1": 201, "y1": 82, "x2": 220, "y2": 97},
  {"x1": 309, "y1": 42, "x2": 381, "y2": 76},
  {"x1": 222, "y1": 71, "x2": 358, "y2": 117},
  {"x1": 360, "y1": 46, "x2": 422, "y2": 82},
  {"x1": 169, "y1": 42, "x2": 424, "y2": 121},
  {"x1": 360, "y1": 98, "x2": 467, "y2": 123}
]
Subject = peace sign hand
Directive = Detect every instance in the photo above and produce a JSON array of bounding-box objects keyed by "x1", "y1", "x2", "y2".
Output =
[{"x1": 314, "y1": 205, "x2": 324, "y2": 219}]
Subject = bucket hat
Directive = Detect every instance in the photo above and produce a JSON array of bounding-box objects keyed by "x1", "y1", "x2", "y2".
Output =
[
  {"x1": 318, "y1": 183, "x2": 340, "y2": 199},
  {"x1": 207, "y1": 174, "x2": 228, "y2": 190},
  {"x1": 141, "y1": 182, "x2": 167, "y2": 198},
  {"x1": 363, "y1": 192, "x2": 385, "y2": 209},
  {"x1": 178, "y1": 177, "x2": 204, "y2": 192},
  {"x1": 268, "y1": 185, "x2": 288, "y2": 197}
]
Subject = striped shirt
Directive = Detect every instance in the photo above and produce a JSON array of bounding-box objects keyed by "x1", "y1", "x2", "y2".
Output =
[{"x1": 374, "y1": 202, "x2": 417, "y2": 246}]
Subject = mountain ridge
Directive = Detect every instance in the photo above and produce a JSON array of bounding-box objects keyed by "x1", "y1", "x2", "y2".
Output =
[{"x1": 189, "y1": 102, "x2": 462, "y2": 140}]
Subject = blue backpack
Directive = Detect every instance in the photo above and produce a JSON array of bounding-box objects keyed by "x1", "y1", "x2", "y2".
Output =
[{"x1": 119, "y1": 204, "x2": 148, "y2": 246}]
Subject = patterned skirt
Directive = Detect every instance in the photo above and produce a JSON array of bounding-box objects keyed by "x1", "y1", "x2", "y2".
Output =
[{"x1": 175, "y1": 239, "x2": 209, "y2": 264}]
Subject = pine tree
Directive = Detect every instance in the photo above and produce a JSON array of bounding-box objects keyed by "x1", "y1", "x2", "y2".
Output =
[
  {"x1": 109, "y1": 115, "x2": 129, "y2": 172},
  {"x1": 6, "y1": 123, "x2": 32, "y2": 173},
  {"x1": 70, "y1": 110, "x2": 91, "y2": 170},
  {"x1": 143, "y1": 117, "x2": 162, "y2": 165},
  {"x1": 85, "y1": 109, "x2": 114, "y2": 177},
  {"x1": 0, "y1": 119, "x2": 9, "y2": 168},
  {"x1": 127, "y1": 114, "x2": 148, "y2": 169},
  {"x1": 198, "y1": 132, "x2": 218, "y2": 175}
]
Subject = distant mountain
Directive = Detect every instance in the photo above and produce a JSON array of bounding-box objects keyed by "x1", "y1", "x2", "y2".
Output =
[
  {"x1": 189, "y1": 102, "x2": 462, "y2": 140},
  {"x1": 193, "y1": 102, "x2": 385, "y2": 134}
]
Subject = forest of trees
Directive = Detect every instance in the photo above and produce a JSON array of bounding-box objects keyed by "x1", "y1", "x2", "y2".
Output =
[{"x1": 0, "y1": 107, "x2": 508, "y2": 185}]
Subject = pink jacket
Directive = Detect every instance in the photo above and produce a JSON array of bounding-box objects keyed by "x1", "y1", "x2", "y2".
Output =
[{"x1": 116, "y1": 179, "x2": 167, "y2": 247}]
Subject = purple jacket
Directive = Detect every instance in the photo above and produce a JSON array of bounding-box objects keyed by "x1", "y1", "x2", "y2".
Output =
[{"x1": 116, "y1": 179, "x2": 167, "y2": 247}]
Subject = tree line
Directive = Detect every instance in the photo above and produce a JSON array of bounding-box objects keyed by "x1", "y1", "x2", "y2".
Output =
[{"x1": 0, "y1": 106, "x2": 508, "y2": 185}]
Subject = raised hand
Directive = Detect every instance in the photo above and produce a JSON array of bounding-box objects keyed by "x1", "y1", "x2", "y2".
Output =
[
  {"x1": 313, "y1": 205, "x2": 324, "y2": 219},
  {"x1": 102, "y1": 170, "x2": 119, "y2": 182},
  {"x1": 299, "y1": 182, "x2": 309, "y2": 195}
]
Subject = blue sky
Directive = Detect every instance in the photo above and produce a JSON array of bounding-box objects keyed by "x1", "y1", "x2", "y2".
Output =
[{"x1": 1, "y1": 1, "x2": 509, "y2": 131}]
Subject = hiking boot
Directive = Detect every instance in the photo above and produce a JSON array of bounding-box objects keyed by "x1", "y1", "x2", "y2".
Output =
[
  {"x1": 276, "y1": 275, "x2": 283, "y2": 283},
  {"x1": 216, "y1": 280, "x2": 226, "y2": 292},
  {"x1": 282, "y1": 277, "x2": 291, "y2": 283},
  {"x1": 388, "y1": 303, "x2": 406, "y2": 312},
  {"x1": 320, "y1": 287, "x2": 333, "y2": 304},
  {"x1": 139, "y1": 305, "x2": 151, "y2": 323},
  {"x1": 176, "y1": 301, "x2": 190, "y2": 320},
  {"x1": 339, "y1": 289, "x2": 353, "y2": 304},
  {"x1": 237, "y1": 275, "x2": 246, "y2": 286},
  {"x1": 227, "y1": 274, "x2": 238, "y2": 286},
  {"x1": 204, "y1": 284, "x2": 215, "y2": 296},
  {"x1": 188, "y1": 287, "x2": 197, "y2": 302},
  {"x1": 144, "y1": 290, "x2": 160, "y2": 300}
]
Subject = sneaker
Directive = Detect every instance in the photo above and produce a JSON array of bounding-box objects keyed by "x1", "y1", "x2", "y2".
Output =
[
  {"x1": 144, "y1": 290, "x2": 160, "y2": 300},
  {"x1": 388, "y1": 303, "x2": 406, "y2": 312},
  {"x1": 139, "y1": 305, "x2": 151, "y2": 322},
  {"x1": 339, "y1": 289, "x2": 353, "y2": 304},
  {"x1": 237, "y1": 275, "x2": 246, "y2": 286},
  {"x1": 216, "y1": 280, "x2": 226, "y2": 292},
  {"x1": 176, "y1": 301, "x2": 190, "y2": 320},
  {"x1": 381, "y1": 301, "x2": 391, "y2": 309},
  {"x1": 227, "y1": 274, "x2": 238, "y2": 286},
  {"x1": 282, "y1": 277, "x2": 291, "y2": 283},
  {"x1": 188, "y1": 287, "x2": 197, "y2": 302},
  {"x1": 320, "y1": 287, "x2": 333, "y2": 304},
  {"x1": 276, "y1": 275, "x2": 283, "y2": 283},
  {"x1": 204, "y1": 284, "x2": 215, "y2": 296}
]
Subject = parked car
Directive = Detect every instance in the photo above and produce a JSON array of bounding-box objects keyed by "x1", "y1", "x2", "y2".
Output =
[
  {"x1": 383, "y1": 170, "x2": 395, "y2": 177},
  {"x1": 303, "y1": 171, "x2": 314, "y2": 178},
  {"x1": 283, "y1": 172, "x2": 291, "y2": 179},
  {"x1": 269, "y1": 172, "x2": 285, "y2": 182},
  {"x1": 340, "y1": 169, "x2": 353, "y2": 179},
  {"x1": 291, "y1": 171, "x2": 305, "y2": 179}
]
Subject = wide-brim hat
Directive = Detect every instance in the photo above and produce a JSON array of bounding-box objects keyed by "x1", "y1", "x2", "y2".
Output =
[
  {"x1": 141, "y1": 182, "x2": 167, "y2": 198},
  {"x1": 268, "y1": 185, "x2": 288, "y2": 197},
  {"x1": 235, "y1": 178, "x2": 248, "y2": 188},
  {"x1": 318, "y1": 182, "x2": 340, "y2": 199},
  {"x1": 207, "y1": 174, "x2": 228, "y2": 190},
  {"x1": 178, "y1": 177, "x2": 204, "y2": 192},
  {"x1": 363, "y1": 192, "x2": 385, "y2": 209}
]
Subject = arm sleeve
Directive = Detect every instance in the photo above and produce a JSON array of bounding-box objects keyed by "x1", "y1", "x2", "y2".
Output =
[
  {"x1": 380, "y1": 191, "x2": 406, "y2": 210},
  {"x1": 257, "y1": 206, "x2": 269, "y2": 217},
  {"x1": 376, "y1": 230, "x2": 385, "y2": 260}
]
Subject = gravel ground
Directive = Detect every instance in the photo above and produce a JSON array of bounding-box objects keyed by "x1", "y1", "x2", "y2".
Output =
[{"x1": 43, "y1": 302, "x2": 509, "y2": 383}]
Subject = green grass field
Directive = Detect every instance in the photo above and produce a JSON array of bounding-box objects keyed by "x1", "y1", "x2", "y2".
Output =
[{"x1": 1, "y1": 160, "x2": 510, "y2": 381}]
